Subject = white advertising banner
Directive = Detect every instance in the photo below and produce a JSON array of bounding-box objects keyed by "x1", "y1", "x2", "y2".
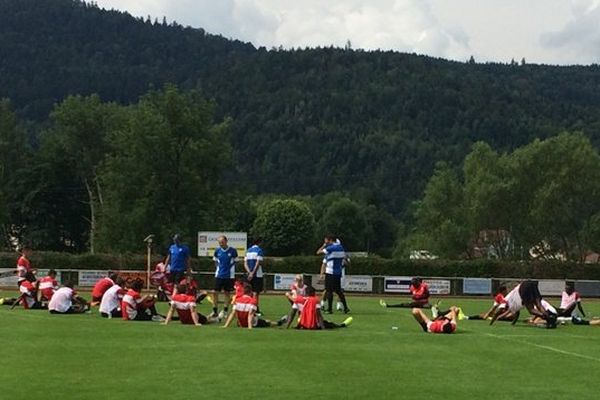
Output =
[
  {"x1": 538, "y1": 280, "x2": 565, "y2": 296},
  {"x1": 383, "y1": 276, "x2": 412, "y2": 293},
  {"x1": 0, "y1": 268, "x2": 18, "y2": 286},
  {"x1": 311, "y1": 274, "x2": 325, "y2": 291},
  {"x1": 273, "y1": 274, "x2": 297, "y2": 291},
  {"x1": 198, "y1": 231, "x2": 247, "y2": 257},
  {"x1": 78, "y1": 270, "x2": 109, "y2": 287},
  {"x1": 344, "y1": 275, "x2": 373, "y2": 292},
  {"x1": 425, "y1": 279, "x2": 451, "y2": 295}
]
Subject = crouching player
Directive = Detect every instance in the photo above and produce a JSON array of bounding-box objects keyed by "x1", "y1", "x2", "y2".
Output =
[
  {"x1": 163, "y1": 284, "x2": 212, "y2": 326},
  {"x1": 99, "y1": 277, "x2": 127, "y2": 318},
  {"x1": 490, "y1": 280, "x2": 557, "y2": 328},
  {"x1": 121, "y1": 279, "x2": 164, "y2": 322},
  {"x1": 462, "y1": 285, "x2": 511, "y2": 321},
  {"x1": 293, "y1": 286, "x2": 352, "y2": 330},
  {"x1": 223, "y1": 284, "x2": 280, "y2": 329},
  {"x1": 91, "y1": 272, "x2": 118, "y2": 307},
  {"x1": 48, "y1": 282, "x2": 89, "y2": 314},
  {"x1": 412, "y1": 306, "x2": 458, "y2": 334}
]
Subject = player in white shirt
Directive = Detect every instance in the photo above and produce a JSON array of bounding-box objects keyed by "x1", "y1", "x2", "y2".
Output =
[
  {"x1": 99, "y1": 278, "x2": 127, "y2": 318},
  {"x1": 48, "y1": 283, "x2": 89, "y2": 314},
  {"x1": 490, "y1": 280, "x2": 557, "y2": 327},
  {"x1": 558, "y1": 283, "x2": 585, "y2": 317}
]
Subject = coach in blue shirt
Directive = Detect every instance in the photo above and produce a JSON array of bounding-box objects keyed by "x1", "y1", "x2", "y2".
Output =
[
  {"x1": 318, "y1": 234, "x2": 350, "y2": 314},
  {"x1": 244, "y1": 238, "x2": 264, "y2": 313},
  {"x1": 210, "y1": 235, "x2": 238, "y2": 319},
  {"x1": 164, "y1": 234, "x2": 191, "y2": 286}
]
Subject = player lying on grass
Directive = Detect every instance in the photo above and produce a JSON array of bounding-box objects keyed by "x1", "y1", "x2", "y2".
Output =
[
  {"x1": 461, "y1": 285, "x2": 513, "y2": 321},
  {"x1": 558, "y1": 283, "x2": 585, "y2": 318},
  {"x1": 91, "y1": 272, "x2": 118, "y2": 307},
  {"x1": 490, "y1": 280, "x2": 557, "y2": 327},
  {"x1": 380, "y1": 277, "x2": 432, "y2": 309},
  {"x1": 412, "y1": 306, "x2": 458, "y2": 334},
  {"x1": 290, "y1": 285, "x2": 352, "y2": 330},
  {"x1": 163, "y1": 283, "x2": 215, "y2": 326},
  {"x1": 99, "y1": 277, "x2": 127, "y2": 318},
  {"x1": 121, "y1": 279, "x2": 164, "y2": 322},
  {"x1": 39, "y1": 269, "x2": 59, "y2": 302},
  {"x1": 222, "y1": 283, "x2": 282, "y2": 329},
  {"x1": 48, "y1": 282, "x2": 89, "y2": 314}
]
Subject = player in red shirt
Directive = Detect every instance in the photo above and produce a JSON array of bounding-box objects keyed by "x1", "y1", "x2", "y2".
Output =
[
  {"x1": 163, "y1": 284, "x2": 213, "y2": 326},
  {"x1": 412, "y1": 306, "x2": 458, "y2": 334},
  {"x1": 18, "y1": 272, "x2": 45, "y2": 309},
  {"x1": 121, "y1": 279, "x2": 163, "y2": 321},
  {"x1": 379, "y1": 277, "x2": 433, "y2": 309},
  {"x1": 16, "y1": 246, "x2": 36, "y2": 286},
  {"x1": 223, "y1": 284, "x2": 280, "y2": 329},
  {"x1": 39, "y1": 269, "x2": 59, "y2": 302},
  {"x1": 91, "y1": 272, "x2": 119, "y2": 306},
  {"x1": 460, "y1": 286, "x2": 513, "y2": 321},
  {"x1": 292, "y1": 286, "x2": 352, "y2": 330}
]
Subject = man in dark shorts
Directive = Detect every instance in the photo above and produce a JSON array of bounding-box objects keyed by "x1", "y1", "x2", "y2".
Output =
[
  {"x1": 244, "y1": 238, "x2": 264, "y2": 314},
  {"x1": 490, "y1": 280, "x2": 557, "y2": 327},
  {"x1": 317, "y1": 234, "x2": 349, "y2": 314},
  {"x1": 163, "y1": 234, "x2": 191, "y2": 288},
  {"x1": 380, "y1": 277, "x2": 432, "y2": 309},
  {"x1": 211, "y1": 235, "x2": 238, "y2": 320}
]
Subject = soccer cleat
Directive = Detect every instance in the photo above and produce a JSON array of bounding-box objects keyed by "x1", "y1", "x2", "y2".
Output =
[
  {"x1": 343, "y1": 308, "x2": 351, "y2": 314},
  {"x1": 379, "y1": 299, "x2": 387, "y2": 308},
  {"x1": 342, "y1": 316, "x2": 353, "y2": 326},
  {"x1": 336, "y1": 302, "x2": 343, "y2": 311},
  {"x1": 457, "y1": 307, "x2": 466, "y2": 321},
  {"x1": 205, "y1": 296, "x2": 214, "y2": 305},
  {"x1": 277, "y1": 315, "x2": 288, "y2": 326},
  {"x1": 431, "y1": 305, "x2": 439, "y2": 319},
  {"x1": 218, "y1": 310, "x2": 227, "y2": 321},
  {"x1": 0, "y1": 298, "x2": 4, "y2": 305},
  {"x1": 208, "y1": 311, "x2": 218, "y2": 319},
  {"x1": 152, "y1": 315, "x2": 166, "y2": 322},
  {"x1": 320, "y1": 300, "x2": 325, "y2": 308}
]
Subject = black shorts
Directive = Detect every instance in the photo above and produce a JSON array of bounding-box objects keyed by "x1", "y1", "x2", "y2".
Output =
[
  {"x1": 254, "y1": 318, "x2": 270, "y2": 328},
  {"x1": 249, "y1": 277, "x2": 264, "y2": 293},
  {"x1": 100, "y1": 308, "x2": 121, "y2": 318},
  {"x1": 325, "y1": 274, "x2": 342, "y2": 292},
  {"x1": 168, "y1": 271, "x2": 186, "y2": 284},
  {"x1": 519, "y1": 280, "x2": 542, "y2": 305},
  {"x1": 50, "y1": 308, "x2": 74, "y2": 314},
  {"x1": 214, "y1": 278, "x2": 234, "y2": 292}
]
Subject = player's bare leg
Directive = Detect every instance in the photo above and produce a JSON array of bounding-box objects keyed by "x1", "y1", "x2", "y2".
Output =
[{"x1": 412, "y1": 308, "x2": 431, "y2": 332}]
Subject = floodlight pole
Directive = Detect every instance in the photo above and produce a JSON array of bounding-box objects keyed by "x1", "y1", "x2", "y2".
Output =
[{"x1": 143, "y1": 235, "x2": 154, "y2": 290}]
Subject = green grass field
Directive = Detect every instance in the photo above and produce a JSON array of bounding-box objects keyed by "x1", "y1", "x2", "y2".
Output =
[{"x1": 1, "y1": 293, "x2": 600, "y2": 400}]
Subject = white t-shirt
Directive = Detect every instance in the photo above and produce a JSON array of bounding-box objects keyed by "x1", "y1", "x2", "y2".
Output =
[
  {"x1": 560, "y1": 291, "x2": 580, "y2": 310},
  {"x1": 100, "y1": 284, "x2": 124, "y2": 314},
  {"x1": 541, "y1": 299, "x2": 557, "y2": 315},
  {"x1": 501, "y1": 285, "x2": 523, "y2": 314},
  {"x1": 48, "y1": 287, "x2": 74, "y2": 313}
]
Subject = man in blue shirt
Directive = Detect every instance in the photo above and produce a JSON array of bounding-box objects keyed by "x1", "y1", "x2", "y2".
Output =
[
  {"x1": 211, "y1": 235, "x2": 238, "y2": 319},
  {"x1": 244, "y1": 238, "x2": 264, "y2": 314},
  {"x1": 164, "y1": 234, "x2": 191, "y2": 286},
  {"x1": 318, "y1": 234, "x2": 350, "y2": 314}
]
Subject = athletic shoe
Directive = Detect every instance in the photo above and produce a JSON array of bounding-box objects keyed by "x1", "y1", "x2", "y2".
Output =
[
  {"x1": 431, "y1": 305, "x2": 439, "y2": 319},
  {"x1": 379, "y1": 299, "x2": 387, "y2": 308},
  {"x1": 320, "y1": 300, "x2": 325, "y2": 308},
  {"x1": 218, "y1": 310, "x2": 227, "y2": 321},
  {"x1": 457, "y1": 307, "x2": 466, "y2": 321},
  {"x1": 342, "y1": 317, "x2": 353, "y2": 327},
  {"x1": 0, "y1": 298, "x2": 4, "y2": 305},
  {"x1": 205, "y1": 295, "x2": 214, "y2": 305},
  {"x1": 152, "y1": 315, "x2": 166, "y2": 322},
  {"x1": 208, "y1": 311, "x2": 218, "y2": 319},
  {"x1": 336, "y1": 302, "x2": 343, "y2": 311},
  {"x1": 277, "y1": 315, "x2": 288, "y2": 326}
]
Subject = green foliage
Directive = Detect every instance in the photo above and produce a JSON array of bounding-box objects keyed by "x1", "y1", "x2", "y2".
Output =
[
  {"x1": 319, "y1": 198, "x2": 367, "y2": 250},
  {"x1": 252, "y1": 199, "x2": 316, "y2": 256}
]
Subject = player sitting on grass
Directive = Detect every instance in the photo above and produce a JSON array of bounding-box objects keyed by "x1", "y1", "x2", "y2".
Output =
[
  {"x1": 99, "y1": 277, "x2": 127, "y2": 318},
  {"x1": 223, "y1": 284, "x2": 281, "y2": 329},
  {"x1": 18, "y1": 272, "x2": 45, "y2": 309},
  {"x1": 490, "y1": 280, "x2": 557, "y2": 328},
  {"x1": 412, "y1": 306, "x2": 458, "y2": 334},
  {"x1": 163, "y1": 283, "x2": 214, "y2": 326},
  {"x1": 558, "y1": 283, "x2": 585, "y2": 318},
  {"x1": 380, "y1": 277, "x2": 432, "y2": 309},
  {"x1": 39, "y1": 269, "x2": 59, "y2": 302},
  {"x1": 292, "y1": 285, "x2": 352, "y2": 330},
  {"x1": 461, "y1": 285, "x2": 512, "y2": 321},
  {"x1": 91, "y1": 272, "x2": 118, "y2": 307},
  {"x1": 121, "y1": 279, "x2": 164, "y2": 322},
  {"x1": 529, "y1": 299, "x2": 558, "y2": 326},
  {"x1": 48, "y1": 282, "x2": 89, "y2": 314}
]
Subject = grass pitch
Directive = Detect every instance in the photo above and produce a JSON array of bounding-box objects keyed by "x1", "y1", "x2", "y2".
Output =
[{"x1": 1, "y1": 293, "x2": 600, "y2": 400}]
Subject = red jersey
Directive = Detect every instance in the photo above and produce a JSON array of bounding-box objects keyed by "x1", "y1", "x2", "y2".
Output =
[
  {"x1": 295, "y1": 295, "x2": 321, "y2": 329},
  {"x1": 410, "y1": 283, "x2": 429, "y2": 304},
  {"x1": 234, "y1": 295, "x2": 257, "y2": 327},
  {"x1": 39, "y1": 276, "x2": 59, "y2": 300},
  {"x1": 171, "y1": 293, "x2": 197, "y2": 324},
  {"x1": 494, "y1": 293, "x2": 507, "y2": 306},
  {"x1": 429, "y1": 319, "x2": 456, "y2": 334},
  {"x1": 19, "y1": 280, "x2": 37, "y2": 309},
  {"x1": 121, "y1": 289, "x2": 142, "y2": 320},
  {"x1": 92, "y1": 277, "x2": 114, "y2": 299},
  {"x1": 16, "y1": 256, "x2": 31, "y2": 281}
]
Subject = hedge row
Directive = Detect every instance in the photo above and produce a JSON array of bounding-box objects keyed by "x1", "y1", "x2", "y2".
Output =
[{"x1": 2, "y1": 252, "x2": 600, "y2": 280}]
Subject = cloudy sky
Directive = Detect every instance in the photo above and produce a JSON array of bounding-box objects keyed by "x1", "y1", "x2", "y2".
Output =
[{"x1": 94, "y1": 0, "x2": 600, "y2": 65}]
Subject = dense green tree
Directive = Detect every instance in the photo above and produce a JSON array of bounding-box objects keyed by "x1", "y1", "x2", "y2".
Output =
[
  {"x1": 251, "y1": 199, "x2": 316, "y2": 256},
  {"x1": 319, "y1": 198, "x2": 367, "y2": 251}
]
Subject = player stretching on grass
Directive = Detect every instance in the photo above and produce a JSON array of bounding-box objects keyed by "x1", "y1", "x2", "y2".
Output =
[
  {"x1": 163, "y1": 284, "x2": 213, "y2": 326},
  {"x1": 292, "y1": 285, "x2": 352, "y2": 330},
  {"x1": 210, "y1": 235, "x2": 238, "y2": 320},
  {"x1": 244, "y1": 238, "x2": 264, "y2": 314},
  {"x1": 317, "y1": 235, "x2": 350, "y2": 314},
  {"x1": 91, "y1": 272, "x2": 118, "y2": 307},
  {"x1": 48, "y1": 282, "x2": 89, "y2": 314},
  {"x1": 461, "y1": 285, "x2": 512, "y2": 321},
  {"x1": 412, "y1": 306, "x2": 458, "y2": 334},
  {"x1": 558, "y1": 283, "x2": 585, "y2": 318},
  {"x1": 39, "y1": 269, "x2": 59, "y2": 302},
  {"x1": 380, "y1": 277, "x2": 432, "y2": 309},
  {"x1": 222, "y1": 284, "x2": 281, "y2": 329},
  {"x1": 121, "y1": 279, "x2": 164, "y2": 322},
  {"x1": 99, "y1": 277, "x2": 127, "y2": 318},
  {"x1": 490, "y1": 280, "x2": 557, "y2": 327}
]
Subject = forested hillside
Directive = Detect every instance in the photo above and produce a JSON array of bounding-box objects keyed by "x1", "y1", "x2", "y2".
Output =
[{"x1": 2, "y1": 0, "x2": 600, "y2": 255}]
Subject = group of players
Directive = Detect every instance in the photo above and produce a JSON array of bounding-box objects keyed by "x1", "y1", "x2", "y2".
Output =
[
  {"x1": 380, "y1": 276, "x2": 598, "y2": 334},
  {"x1": 3, "y1": 238, "x2": 598, "y2": 333},
  {"x1": 1, "y1": 234, "x2": 354, "y2": 330}
]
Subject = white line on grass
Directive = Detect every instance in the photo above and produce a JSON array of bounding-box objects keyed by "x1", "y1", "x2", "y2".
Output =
[{"x1": 486, "y1": 332, "x2": 600, "y2": 363}]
